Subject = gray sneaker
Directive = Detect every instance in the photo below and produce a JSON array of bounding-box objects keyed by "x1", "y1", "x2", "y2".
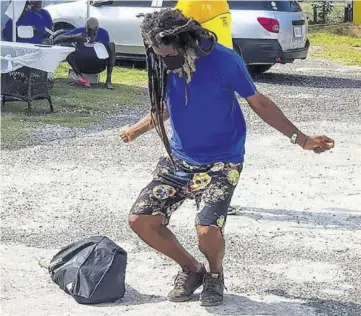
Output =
[
  {"x1": 167, "y1": 266, "x2": 206, "y2": 302},
  {"x1": 200, "y1": 273, "x2": 225, "y2": 306}
]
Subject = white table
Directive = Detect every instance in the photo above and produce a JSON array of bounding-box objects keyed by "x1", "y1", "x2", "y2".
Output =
[
  {"x1": 1, "y1": 41, "x2": 75, "y2": 74},
  {"x1": 1, "y1": 42, "x2": 75, "y2": 112}
]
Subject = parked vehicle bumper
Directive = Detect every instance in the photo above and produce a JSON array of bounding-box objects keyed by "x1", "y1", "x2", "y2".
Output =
[{"x1": 233, "y1": 38, "x2": 310, "y2": 65}]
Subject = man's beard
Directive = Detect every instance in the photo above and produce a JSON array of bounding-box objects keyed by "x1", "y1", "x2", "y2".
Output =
[{"x1": 170, "y1": 48, "x2": 197, "y2": 84}]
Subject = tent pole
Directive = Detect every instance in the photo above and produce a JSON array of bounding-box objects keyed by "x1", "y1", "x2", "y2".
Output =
[
  {"x1": 12, "y1": 0, "x2": 16, "y2": 42},
  {"x1": 87, "y1": 0, "x2": 90, "y2": 19}
]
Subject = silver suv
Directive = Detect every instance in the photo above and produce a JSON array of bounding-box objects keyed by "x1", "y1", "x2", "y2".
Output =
[{"x1": 45, "y1": 0, "x2": 309, "y2": 73}]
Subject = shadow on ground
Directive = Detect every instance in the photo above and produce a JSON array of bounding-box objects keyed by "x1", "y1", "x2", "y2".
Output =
[
  {"x1": 229, "y1": 207, "x2": 361, "y2": 230},
  {"x1": 77, "y1": 287, "x2": 361, "y2": 315},
  {"x1": 205, "y1": 292, "x2": 361, "y2": 316},
  {"x1": 253, "y1": 72, "x2": 361, "y2": 89},
  {"x1": 95, "y1": 284, "x2": 166, "y2": 307},
  {"x1": 266, "y1": 289, "x2": 361, "y2": 316}
]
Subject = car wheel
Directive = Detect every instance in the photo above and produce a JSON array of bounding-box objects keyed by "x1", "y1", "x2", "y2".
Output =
[
  {"x1": 233, "y1": 41, "x2": 244, "y2": 59},
  {"x1": 247, "y1": 65, "x2": 273, "y2": 75},
  {"x1": 54, "y1": 22, "x2": 74, "y2": 32}
]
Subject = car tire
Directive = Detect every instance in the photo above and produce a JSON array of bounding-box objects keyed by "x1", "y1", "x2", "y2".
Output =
[
  {"x1": 54, "y1": 22, "x2": 74, "y2": 32},
  {"x1": 233, "y1": 41, "x2": 245, "y2": 59},
  {"x1": 247, "y1": 64, "x2": 273, "y2": 75}
]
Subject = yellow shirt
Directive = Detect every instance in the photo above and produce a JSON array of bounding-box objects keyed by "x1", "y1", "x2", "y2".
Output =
[{"x1": 175, "y1": 0, "x2": 233, "y2": 49}]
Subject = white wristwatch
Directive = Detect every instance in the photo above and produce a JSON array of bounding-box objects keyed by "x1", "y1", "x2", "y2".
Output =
[{"x1": 290, "y1": 132, "x2": 298, "y2": 144}]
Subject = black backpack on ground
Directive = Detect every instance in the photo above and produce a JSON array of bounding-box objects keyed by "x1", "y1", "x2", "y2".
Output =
[{"x1": 48, "y1": 236, "x2": 127, "y2": 304}]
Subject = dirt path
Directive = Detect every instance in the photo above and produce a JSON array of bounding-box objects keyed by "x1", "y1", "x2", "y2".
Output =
[{"x1": 1, "y1": 60, "x2": 361, "y2": 316}]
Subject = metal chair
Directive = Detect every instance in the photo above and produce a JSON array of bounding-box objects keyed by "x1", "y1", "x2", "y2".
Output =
[{"x1": 1, "y1": 66, "x2": 53, "y2": 113}]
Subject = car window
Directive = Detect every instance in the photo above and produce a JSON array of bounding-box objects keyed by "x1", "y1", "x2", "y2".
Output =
[
  {"x1": 111, "y1": 1, "x2": 153, "y2": 7},
  {"x1": 162, "y1": 1, "x2": 177, "y2": 7},
  {"x1": 274, "y1": 1, "x2": 302, "y2": 12},
  {"x1": 229, "y1": 1, "x2": 302, "y2": 12},
  {"x1": 159, "y1": 1, "x2": 302, "y2": 12}
]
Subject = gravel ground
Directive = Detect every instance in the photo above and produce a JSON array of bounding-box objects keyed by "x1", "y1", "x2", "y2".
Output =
[{"x1": 1, "y1": 59, "x2": 361, "y2": 316}]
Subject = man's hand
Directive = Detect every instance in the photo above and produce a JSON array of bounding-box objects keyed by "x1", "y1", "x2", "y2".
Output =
[
  {"x1": 75, "y1": 34, "x2": 87, "y2": 44},
  {"x1": 303, "y1": 135, "x2": 335, "y2": 154},
  {"x1": 120, "y1": 109, "x2": 169, "y2": 143},
  {"x1": 120, "y1": 125, "x2": 139, "y2": 143},
  {"x1": 247, "y1": 92, "x2": 335, "y2": 154}
]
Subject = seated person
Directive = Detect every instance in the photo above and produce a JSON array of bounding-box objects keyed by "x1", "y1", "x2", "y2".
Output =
[
  {"x1": 28, "y1": 1, "x2": 54, "y2": 86},
  {"x1": 29, "y1": 0, "x2": 53, "y2": 32},
  {"x1": 54, "y1": 17, "x2": 115, "y2": 90},
  {"x1": 2, "y1": 1, "x2": 46, "y2": 44}
]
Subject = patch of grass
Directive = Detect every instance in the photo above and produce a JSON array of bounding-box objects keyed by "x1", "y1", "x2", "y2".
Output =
[
  {"x1": 51, "y1": 63, "x2": 148, "y2": 111},
  {"x1": 1, "y1": 114, "x2": 101, "y2": 145},
  {"x1": 25, "y1": 114, "x2": 101, "y2": 128},
  {"x1": 1, "y1": 63, "x2": 148, "y2": 147},
  {"x1": 308, "y1": 29, "x2": 361, "y2": 66},
  {"x1": 2, "y1": 63, "x2": 148, "y2": 115},
  {"x1": 1, "y1": 116, "x2": 32, "y2": 144},
  {"x1": 300, "y1": 3, "x2": 346, "y2": 24},
  {"x1": 55, "y1": 62, "x2": 147, "y2": 84}
]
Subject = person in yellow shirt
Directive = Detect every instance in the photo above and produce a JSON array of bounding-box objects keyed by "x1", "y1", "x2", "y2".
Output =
[{"x1": 175, "y1": 0, "x2": 233, "y2": 49}]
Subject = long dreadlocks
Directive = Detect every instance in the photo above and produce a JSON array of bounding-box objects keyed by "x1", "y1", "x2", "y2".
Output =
[{"x1": 141, "y1": 9, "x2": 217, "y2": 169}]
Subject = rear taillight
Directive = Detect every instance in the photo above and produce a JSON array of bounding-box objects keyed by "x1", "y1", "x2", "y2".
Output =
[{"x1": 257, "y1": 17, "x2": 279, "y2": 33}]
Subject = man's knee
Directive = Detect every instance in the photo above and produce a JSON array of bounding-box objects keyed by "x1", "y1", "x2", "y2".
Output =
[
  {"x1": 128, "y1": 214, "x2": 163, "y2": 233},
  {"x1": 196, "y1": 225, "x2": 222, "y2": 240},
  {"x1": 66, "y1": 53, "x2": 79, "y2": 68},
  {"x1": 128, "y1": 214, "x2": 144, "y2": 232}
]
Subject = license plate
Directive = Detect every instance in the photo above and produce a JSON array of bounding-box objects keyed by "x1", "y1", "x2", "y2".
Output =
[{"x1": 293, "y1": 26, "x2": 302, "y2": 38}]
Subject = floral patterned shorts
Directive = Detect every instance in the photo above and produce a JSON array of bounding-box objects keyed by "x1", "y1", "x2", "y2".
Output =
[{"x1": 130, "y1": 156, "x2": 243, "y2": 230}]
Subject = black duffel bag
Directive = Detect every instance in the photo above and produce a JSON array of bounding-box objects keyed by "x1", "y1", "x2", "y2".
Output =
[{"x1": 48, "y1": 236, "x2": 127, "y2": 304}]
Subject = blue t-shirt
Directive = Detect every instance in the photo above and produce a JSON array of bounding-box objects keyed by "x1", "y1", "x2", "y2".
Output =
[
  {"x1": 38, "y1": 9, "x2": 53, "y2": 30},
  {"x1": 3, "y1": 10, "x2": 46, "y2": 44},
  {"x1": 166, "y1": 43, "x2": 256, "y2": 165},
  {"x1": 64, "y1": 27, "x2": 110, "y2": 57}
]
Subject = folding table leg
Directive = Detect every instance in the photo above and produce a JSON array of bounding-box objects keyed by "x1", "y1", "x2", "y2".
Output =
[
  {"x1": 27, "y1": 101, "x2": 32, "y2": 115},
  {"x1": 47, "y1": 97, "x2": 54, "y2": 112}
]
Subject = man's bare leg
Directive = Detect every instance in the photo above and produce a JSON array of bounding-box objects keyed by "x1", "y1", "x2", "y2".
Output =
[
  {"x1": 129, "y1": 214, "x2": 206, "y2": 302},
  {"x1": 129, "y1": 214, "x2": 201, "y2": 271},
  {"x1": 197, "y1": 225, "x2": 224, "y2": 274},
  {"x1": 197, "y1": 225, "x2": 225, "y2": 306}
]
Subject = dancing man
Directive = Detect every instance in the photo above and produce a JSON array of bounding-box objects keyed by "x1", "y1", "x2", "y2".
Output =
[{"x1": 120, "y1": 9, "x2": 334, "y2": 306}]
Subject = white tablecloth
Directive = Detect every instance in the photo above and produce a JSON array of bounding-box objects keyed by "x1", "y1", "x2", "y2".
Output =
[{"x1": 1, "y1": 41, "x2": 75, "y2": 74}]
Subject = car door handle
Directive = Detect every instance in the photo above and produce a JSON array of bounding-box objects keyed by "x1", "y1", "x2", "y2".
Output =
[{"x1": 136, "y1": 13, "x2": 145, "y2": 18}]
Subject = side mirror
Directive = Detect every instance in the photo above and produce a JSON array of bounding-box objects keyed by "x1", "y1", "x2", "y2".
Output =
[{"x1": 17, "y1": 25, "x2": 34, "y2": 38}]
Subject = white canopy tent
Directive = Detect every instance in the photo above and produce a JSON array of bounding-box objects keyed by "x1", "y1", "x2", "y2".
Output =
[{"x1": 5, "y1": 0, "x2": 27, "y2": 42}]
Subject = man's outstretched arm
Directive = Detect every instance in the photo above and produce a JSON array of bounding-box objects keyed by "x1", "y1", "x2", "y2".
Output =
[
  {"x1": 246, "y1": 92, "x2": 334, "y2": 153},
  {"x1": 120, "y1": 106, "x2": 170, "y2": 143},
  {"x1": 53, "y1": 33, "x2": 84, "y2": 45}
]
